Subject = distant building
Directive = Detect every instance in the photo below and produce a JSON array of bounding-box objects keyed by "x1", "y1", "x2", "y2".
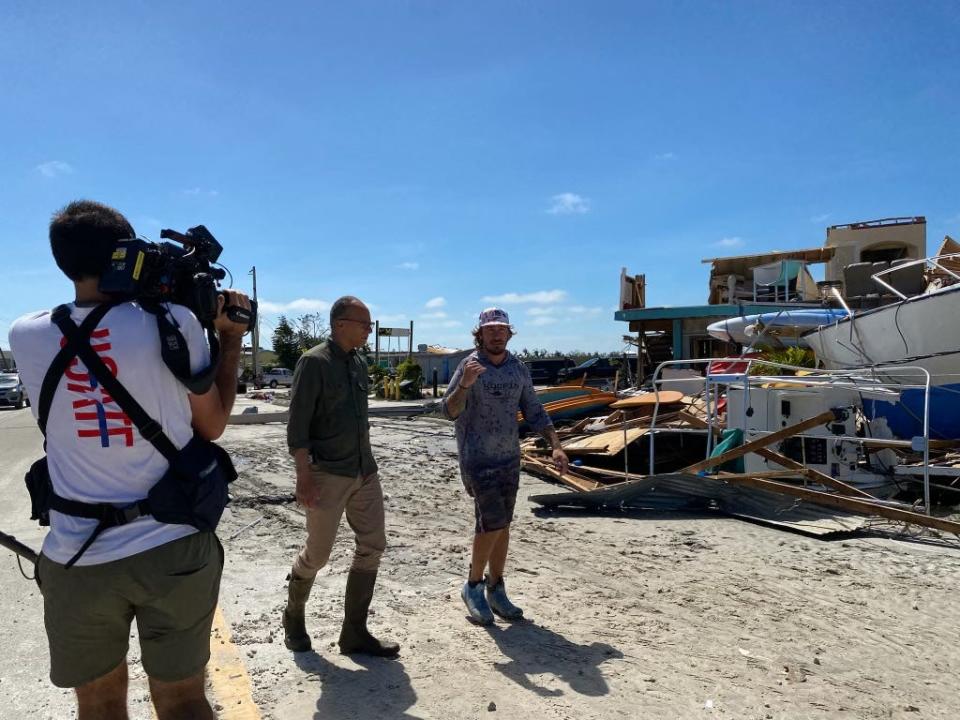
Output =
[
  {"x1": 616, "y1": 216, "x2": 927, "y2": 375},
  {"x1": 241, "y1": 347, "x2": 278, "y2": 371},
  {"x1": 0, "y1": 347, "x2": 15, "y2": 371},
  {"x1": 375, "y1": 344, "x2": 472, "y2": 384}
]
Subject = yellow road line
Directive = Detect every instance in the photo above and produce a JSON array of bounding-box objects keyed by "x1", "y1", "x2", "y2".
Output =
[{"x1": 207, "y1": 605, "x2": 262, "y2": 719}]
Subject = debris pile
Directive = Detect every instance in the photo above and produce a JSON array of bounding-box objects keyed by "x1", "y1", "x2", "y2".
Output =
[{"x1": 521, "y1": 390, "x2": 960, "y2": 539}]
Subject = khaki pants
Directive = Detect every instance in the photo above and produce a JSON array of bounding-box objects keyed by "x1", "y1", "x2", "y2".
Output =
[{"x1": 293, "y1": 469, "x2": 386, "y2": 578}]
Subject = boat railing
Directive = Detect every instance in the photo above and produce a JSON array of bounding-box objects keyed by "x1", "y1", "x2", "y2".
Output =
[
  {"x1": 870, "y1": 251, "x2": 960, "y2": 301},
  {"x1": 643, "y1": 357, "x2": 935, "y2": 513}
]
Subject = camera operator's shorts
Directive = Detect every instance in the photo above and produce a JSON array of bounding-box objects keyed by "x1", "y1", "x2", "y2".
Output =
[
  {"x1": 467, "y1": 465, "x2": 521, "y2": 533},
  {"x1": 36, "y1": 531, "x2": 223, "y2": 688}
]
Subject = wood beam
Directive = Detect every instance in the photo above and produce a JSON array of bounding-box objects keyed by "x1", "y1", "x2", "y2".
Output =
[{"x1": 681, "y1": 410, "x2": 838, "y2": 474}]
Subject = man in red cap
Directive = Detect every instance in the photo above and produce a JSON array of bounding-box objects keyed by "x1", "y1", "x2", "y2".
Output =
[{"x1": 443, "y1": 307, "x2": 568, "y2": 624}]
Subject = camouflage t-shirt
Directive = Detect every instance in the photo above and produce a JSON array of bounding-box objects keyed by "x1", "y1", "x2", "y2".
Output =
[{"x1": 442, "y1": 350, "x2": 552, "y2": 488}]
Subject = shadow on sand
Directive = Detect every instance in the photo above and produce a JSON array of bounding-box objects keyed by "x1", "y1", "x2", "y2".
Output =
[
  {"x1": 483, "y1": 620, "x2": 622, "y2": 698},
  {"x1": 294, "y1": 651, "x2": 419, "y2": 720}
]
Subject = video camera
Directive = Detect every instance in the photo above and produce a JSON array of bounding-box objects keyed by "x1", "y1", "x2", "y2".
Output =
[{"x1": 98, "y1": 225, "x2": 256, "y2": 330}]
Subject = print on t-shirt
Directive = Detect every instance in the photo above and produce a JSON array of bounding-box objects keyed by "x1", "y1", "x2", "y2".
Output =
[{"x1": 61, "y1": 327, "x2": 134, "y2": 447}]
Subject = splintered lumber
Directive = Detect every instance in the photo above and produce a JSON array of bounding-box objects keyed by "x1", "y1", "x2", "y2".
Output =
[
  {"x1": 562, "y1": 427, "x2": 648, "y2": 455},
  {"x1": 681, "y1": 410, "x2": 839, "y2": 474},
  {"x1": 609, "y1": 390, "x2": 685, "y2": 409},
  {"x1": 678, "y1": 411, "x2": 719, "y2": 435},
  {"x1": 752, "y1": 447, "x2": 875, "y2": 499},
  {"x1": 594, "y1": 411, "x2": 682, "y2": 431},
  {"x1": 564, "y1": 415, "x2": 599, "y2": 435},
  {"x1": 703, "y1": 472, "x2": 960, "y2": 535},
  {"x1": 521, "y1": 455, "x2": 600, "y2": 492},
  {"x1": 677, "y1": 410, "x2": 880, "y2": 499}
]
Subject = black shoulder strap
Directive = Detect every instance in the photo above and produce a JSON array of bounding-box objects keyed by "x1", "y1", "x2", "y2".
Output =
[
  {"x1": 141, "y1": 301, "x2": 221, "y2": 395},
  {"x1": 37, "y1": 303, "x2": 120, "y2": 436},
  {"x1": 51, "y1": 307, "x2": 180, "y2": 464}
]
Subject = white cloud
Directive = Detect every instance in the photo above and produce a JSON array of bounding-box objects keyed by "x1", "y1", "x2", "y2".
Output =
[
  {"x1": 259, "y1": 298, "x2": 330, "y2": 314},
  {"x1": 654, "y1": 152, "x2": 676, "y2": 160},
  {"x1": 547, "y1": 193, "x2": 590, "y2": 215},
  {"x1": 398, "y1": 261, "x2": 420, "y2": 271},
  {"x1": 715, "y1": 237, "x2": 744, "y2": 248},
  {"x1": 425, "y1": 296, "x2": 446, "y2": 308},
  {"x1": 482, "y1": 289, "x2": 568, "y2": 305},
  {"x1": 420, "y1": 311, "x2": 448, "y2": 320},
  {"x1": 528, "y1": 316, "x2": 558, "y2": 326},
  {"x1": 36, "y1": 160, "x2": 74, "y2": 178},
  {"x1": 183, "y1": 187, "x2": 219, "y2": 197},
  {"x1": 527, "y1": 304, "x2": 601, "y2": 319},
  {"x1": 377, "y1": 314, "x2": 407, "y2": 324}
]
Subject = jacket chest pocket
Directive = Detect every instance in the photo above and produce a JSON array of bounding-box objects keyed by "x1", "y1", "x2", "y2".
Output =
[
  {"x1": 356, "y1": 375, "x2": 369, "y2": 396},
  {"x1": 323, "y1": 380, "x2": 350, "y2": 412}
]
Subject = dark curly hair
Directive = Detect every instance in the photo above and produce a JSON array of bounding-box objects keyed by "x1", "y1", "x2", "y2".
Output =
[{"x1": 49, "y1": 200, "x2": 135, "y2": 281}]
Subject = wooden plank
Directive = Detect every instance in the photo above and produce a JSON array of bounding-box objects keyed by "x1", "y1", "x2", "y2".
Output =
[
  {"x1": 679, "y1": 409, "x2": 878, "y2": 499},
  {"x1": 753, "y1": 447, "x2": 876, "y2": 499},
  {"x1": 681, "y1": 410, "x2": 838, "y2": 474},
  {"x1": 521, "y1": 457, "x2": 600, "y2": 492},
  {"x1": 678, "y1": 411, "x2": 720, "y2": 435},
  {"x1": 562, "y1": 427, "x2": 648, "y2": 456},
  {"x1": 702, "y1": 473, "x2": 960, "y2": 536},
  {"x1": 610, "y1": 390, "x2": 685, "y2": 409},
  {"x1": 715, "y1": 470, "x2": 803, "y2": 480}
]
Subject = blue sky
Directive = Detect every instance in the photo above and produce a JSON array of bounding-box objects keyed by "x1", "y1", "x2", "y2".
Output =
[{"x1": 2, "y1": 1, "x2": 958, "y2": 354}]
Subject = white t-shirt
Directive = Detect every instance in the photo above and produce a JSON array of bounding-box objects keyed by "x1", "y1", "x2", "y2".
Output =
[{"x1": 9, "y1": 301, "x2": 211, "y2": 566}]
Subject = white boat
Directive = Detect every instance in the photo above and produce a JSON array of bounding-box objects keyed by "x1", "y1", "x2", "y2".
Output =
[
  {"x1": 802, "y1": 265, "x2": 960, "y2": 439},
  {"x1": 707, "y1": 309, "x2": 848, "y2": 347}
]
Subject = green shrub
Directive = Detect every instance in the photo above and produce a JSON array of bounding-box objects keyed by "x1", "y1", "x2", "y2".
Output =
[
  {"x1": 396, "y1": 360, "x2": 422, "y2": 382},
  {"x1": 749, "y1": 346, "x2": 816, "y2": 376}
]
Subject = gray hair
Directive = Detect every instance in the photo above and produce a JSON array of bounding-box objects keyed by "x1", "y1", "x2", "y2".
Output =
[{"x1": 330, "y1": 296, "x2": 365, "y2": 326}]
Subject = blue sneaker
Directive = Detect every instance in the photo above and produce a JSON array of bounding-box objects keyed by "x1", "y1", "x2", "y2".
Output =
[
  {"x1": 461, "y1": 581, "x2": 494, "y2": 625},
  {"x1": 485, "y1": 576, "x2": 524, "y2": 620}
]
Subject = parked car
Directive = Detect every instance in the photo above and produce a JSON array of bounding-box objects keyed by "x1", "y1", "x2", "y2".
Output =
[
  {"x1": 258, "y1": 367, "x2": 294, "y2": 388},
  {"x1": 523, "y1": 358, "x2": 575, "y2": 385},
  {"x1": 0, "y1": 372, "x2": 29, "y2": 409}
]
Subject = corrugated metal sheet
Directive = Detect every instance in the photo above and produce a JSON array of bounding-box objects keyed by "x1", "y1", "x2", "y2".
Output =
[{"x1": 529, "y1": 473, "x2": 869, "y2": 537}]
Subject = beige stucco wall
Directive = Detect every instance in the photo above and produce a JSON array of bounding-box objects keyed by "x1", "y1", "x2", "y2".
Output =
[{"x1": 825, "y1": 218, "x2": 926, "y2": 282}]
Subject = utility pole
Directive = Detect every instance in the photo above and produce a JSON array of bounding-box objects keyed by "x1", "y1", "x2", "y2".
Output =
[{"x1": 249, "y1": 266, "x2": 259, "y2": 379}]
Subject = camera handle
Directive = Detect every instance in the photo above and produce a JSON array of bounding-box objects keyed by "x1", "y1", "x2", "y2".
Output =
[{"x1": 221, "y1": 293, "x2": 257, "y2": 327}]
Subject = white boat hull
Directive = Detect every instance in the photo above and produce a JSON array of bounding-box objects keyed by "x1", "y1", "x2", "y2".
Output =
[{"x1": 802, "y1": 285, "x2": 960, "y2": 438}]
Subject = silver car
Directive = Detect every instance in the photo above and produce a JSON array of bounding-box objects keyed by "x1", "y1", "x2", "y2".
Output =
[
  {"x1": 259, "y1": 368, "x2": 294, "y2": 388},
  {"x1": 0, "y1": 372, "x2": 29, "y2": 409}
]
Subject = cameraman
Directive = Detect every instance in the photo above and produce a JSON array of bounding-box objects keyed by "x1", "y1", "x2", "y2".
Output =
[{"x1": 8, "y1": 200, "x2": 250, "y2": 720}]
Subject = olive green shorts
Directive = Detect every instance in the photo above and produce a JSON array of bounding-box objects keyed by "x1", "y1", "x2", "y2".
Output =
[{"x1": 36, "y1": 531, "x2": 223, "y2": 688}]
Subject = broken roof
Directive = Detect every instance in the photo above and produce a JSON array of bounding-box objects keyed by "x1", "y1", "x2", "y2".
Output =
[{"x1": 701, "y1": 247, "x2": 835, "y2": 276}]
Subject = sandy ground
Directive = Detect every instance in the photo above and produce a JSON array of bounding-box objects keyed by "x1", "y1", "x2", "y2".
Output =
[{"x1": 208, "y1": 396, "x2": 960, "y2": 720}]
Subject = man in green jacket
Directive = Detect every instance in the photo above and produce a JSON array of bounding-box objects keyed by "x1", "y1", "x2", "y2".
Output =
[{"x1": 282, "y1": 295, "x2": 399, "y2": 657}]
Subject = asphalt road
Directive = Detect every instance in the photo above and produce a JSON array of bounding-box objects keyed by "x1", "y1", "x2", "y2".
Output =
[{"x1": 0, "y1": 405, "x2": 75, "y2": 718}]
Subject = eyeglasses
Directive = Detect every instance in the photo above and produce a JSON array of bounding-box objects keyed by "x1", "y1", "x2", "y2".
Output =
[{"x1": 340, "y1": 318, "x2": 374, "y2": 331}]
